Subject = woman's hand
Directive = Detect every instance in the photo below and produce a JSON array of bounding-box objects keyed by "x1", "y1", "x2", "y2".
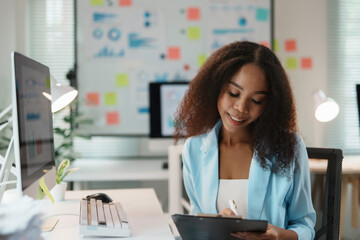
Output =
[
  {"x1": 230, "y1": 224, "x2": 297, "y2": 240},
  {"x1": 218, "y1": 208, "x2": 237, "y2": 216}
]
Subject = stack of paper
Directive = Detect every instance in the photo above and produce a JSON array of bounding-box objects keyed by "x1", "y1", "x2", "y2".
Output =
[{"x1": 0, "y1": 196, "x2": 44, "y2": 240}]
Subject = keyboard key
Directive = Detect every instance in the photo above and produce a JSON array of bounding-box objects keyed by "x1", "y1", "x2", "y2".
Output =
[
  {"x1": 110, "y1": 203, "x2": 121, "y2": 228},
  {"x1": 96, "y1": 200, "x2": 106, "y2": 225},
  {"x1": 90, "y1": 199, "x2": 98, "y2": 226},
  {"x1": 80, "y1": 199, "x2": 88, "y2": 225},
  {"x1": 103, "y1": 203, "x2": 114, "y2": 227}
]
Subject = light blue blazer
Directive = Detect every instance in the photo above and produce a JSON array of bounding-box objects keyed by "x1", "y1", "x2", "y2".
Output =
[{"x1": 182, "y1": 121, "x2": 316, "y2": 240}]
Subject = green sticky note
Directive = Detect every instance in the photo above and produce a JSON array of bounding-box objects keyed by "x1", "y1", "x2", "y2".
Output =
[
  {"x1": 105, "y1": 92, "x2": 117, "y2": 105},
  {"x1": 273, "y1": 39, "x2": 279, "y2": 52},
  {"x1": 116, "y1": 74, "x2": 129, "y2": 87},
  {"x1": 90, "y1": 0, "x2": 104, "y2": 6},
  {"x1": 198, "y1": 54, "x2": 207, "y2": 67},
  {"x1": 46, "y1": 77, "x2": 50, "y2": 89},
  {"x1": 256, "y1": 8, "x2": 269, "y2": 22},
  {"x1": 286, "y1": 57, "x2": 298, "y2": 69},
  {"x1": 187, "y1": 27, "x2": 201, "y2": 40},
  {"x1": 39, "y1": 177, "x2": 54, "y2": 204}
]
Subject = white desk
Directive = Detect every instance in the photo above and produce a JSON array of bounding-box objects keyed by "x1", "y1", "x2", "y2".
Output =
[{"x1": 41, "y1": 188, "x2": 175, "y2": 240}]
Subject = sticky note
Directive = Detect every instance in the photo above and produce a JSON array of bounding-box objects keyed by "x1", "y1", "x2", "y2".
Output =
[
  {"x1": 301, "y1": 57, "x2": 312, "y2": 69},
  {"x1": 286, "y1": 57, "x2": 298, "y2": 69},
  {"x1": 39, "y1": 177, "x2": 54, "y2": 204},
  {"x1": 198, "y1": 54, "x2": 207, "y2": 67},
  {"x1": 104, "y1": 92, "x2": 117, "y2": 105},
  {"x1": 273, "y1": 39, "x2": 279, "y2": 52},
  {"x1": 116, "y1": 73, "x2": 129, "y2": 87},
  {"x1": 259, "y1": 41, "x2": 270, "y2": 48},
  {"x1": 90, "y1": 0, "x2": 104, "y2": 6},
  {"x1": 256, "y1": 8, "x2": 269, "y2": 21},
  {"x1": 187, "y1": 7, "x2": 200, "y2": 20},
  {"x1": 46, "y1": 77, "x2": 51, "y2": 89},
  {"x1": 167, "y1": 47, "x2": 181, "y2": 60},
  {"x1": 187, "y1": 27, "x2": 201, "y2": 40},
  {"x1": 106, "y1": 111, "x2": 120, "y2": 125},
  {"x1": 86, "y1": 92, "x2": 100, "y2": 106},
  {"x1": 285, "y1": 39, "x2": 297, "y2": 52},
  {"x1": 119, "y1": 0, "x2": 132, "y2": 6}
]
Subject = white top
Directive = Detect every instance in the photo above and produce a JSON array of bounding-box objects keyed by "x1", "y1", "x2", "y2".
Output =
[{"x1": 216, "y1": 179, "x2": 249, "y2": 218}]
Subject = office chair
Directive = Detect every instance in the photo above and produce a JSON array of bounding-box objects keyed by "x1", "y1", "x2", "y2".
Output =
[{"x1": 307, "y1": 147, "x2": 343, "y2": 240}]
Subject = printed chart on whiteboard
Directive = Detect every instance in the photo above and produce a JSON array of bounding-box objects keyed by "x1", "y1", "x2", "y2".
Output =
[{"x1": 76, "y1": 0, "x2": 272, "y2": 135}]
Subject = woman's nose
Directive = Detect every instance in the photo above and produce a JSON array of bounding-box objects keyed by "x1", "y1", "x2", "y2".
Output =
[{"x1": 234, "y1": 98, "x2": 248, "y2": 113}]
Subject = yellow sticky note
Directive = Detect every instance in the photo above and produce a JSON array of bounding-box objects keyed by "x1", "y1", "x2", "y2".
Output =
[
  {"x1": 39, "y1": 177, "x2": 54, "y2": 204},
  {"x1": 90, "y1": 0, "x2": 104, "y2": 6},
  {"x1": 286, "y1": 57, "x2": 298, "y2": 69},
  {"x1": 273, "y1": 39, "x2": 279, "y2": 52},
  {"x1": 198, "y1": 54, "x2": 207, "y2": 67},
  {"x1": 105, "y1": 92, "x2": 117, "y2": 105},
  {"x1": 187, "y1": 27, "x2": 201, "y2": 40},
  {"x1": 116, "y1": 74, "x2": 129, "y2": 87}
]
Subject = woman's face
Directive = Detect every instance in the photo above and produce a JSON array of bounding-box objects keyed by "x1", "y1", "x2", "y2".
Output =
[{"x1": 217, "y1": 63, "x2": 268, "y2": 135}]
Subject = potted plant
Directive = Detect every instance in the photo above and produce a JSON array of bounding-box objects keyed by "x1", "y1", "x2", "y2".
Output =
[{"x1": 51, "y1": 159, "x2": 79, "y2": 201}]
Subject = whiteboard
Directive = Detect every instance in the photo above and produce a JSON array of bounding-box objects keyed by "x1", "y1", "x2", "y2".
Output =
[{"x1": 76, "y1": 0, "x2": 273, "y2": 135}]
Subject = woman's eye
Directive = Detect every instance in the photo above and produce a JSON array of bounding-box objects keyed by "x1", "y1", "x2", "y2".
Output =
[
  {"x1": 228, "y1": 91, "x2": 239, "y2": 97},
  {"x1": 252, "y1": 99, "x2": 262, "y2": 105}
]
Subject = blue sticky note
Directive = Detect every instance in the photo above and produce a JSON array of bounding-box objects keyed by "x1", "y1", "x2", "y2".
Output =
[{"x1": 256, "y1": 8, "x2": 269, "y2": 22}]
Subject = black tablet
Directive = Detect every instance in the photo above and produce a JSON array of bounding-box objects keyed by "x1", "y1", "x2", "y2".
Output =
[{"x1": 172, "y1": 214, "x2": 268, "y2": 240}]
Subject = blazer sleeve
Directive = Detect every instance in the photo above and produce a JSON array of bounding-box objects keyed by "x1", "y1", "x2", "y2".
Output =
[
  {"x1": 286, "y1": 136, "x2": 316, "y2": 240},
  {"x1": 182, "y1": 137, "x2": 202, "y2": 214}
]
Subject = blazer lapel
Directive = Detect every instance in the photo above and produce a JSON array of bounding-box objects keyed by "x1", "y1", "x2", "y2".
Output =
[
  {"x1": 247, "y1": 154, "x2": 272, "y2": 219},
  {"x1": 199, "y1": 121, "x2": 222, "y2": 213}
]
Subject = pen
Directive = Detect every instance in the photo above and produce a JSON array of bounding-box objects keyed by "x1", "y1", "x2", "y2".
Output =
[{"x1": 228, "y1": 199, "x2": 239, "y2": 216}]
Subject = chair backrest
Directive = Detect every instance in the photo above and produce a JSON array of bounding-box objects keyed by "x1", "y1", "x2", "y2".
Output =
[{"x1": 307, "y1": 147, "x2": 343, "y2": 240}]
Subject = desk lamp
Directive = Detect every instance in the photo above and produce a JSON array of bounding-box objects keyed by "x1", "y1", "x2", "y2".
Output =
[
  {"x1": 0, "y1": 74, "x2": 78, "y2": 201},
  {"x1": 313, "y1": 89, "x2": 339, "y2": 122}
]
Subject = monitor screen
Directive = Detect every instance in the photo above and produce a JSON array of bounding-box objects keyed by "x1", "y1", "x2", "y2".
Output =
[
  {"x1": 149, "y1": 82, "x2": 189, "y2": 138},
  {"x1": 12, "y1": 52, "x2": 56, "y2": 199}
]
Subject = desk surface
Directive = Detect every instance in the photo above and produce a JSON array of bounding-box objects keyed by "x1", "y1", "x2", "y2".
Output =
[{"x1": 41, "y1": 188, "x2": 175, "y2": 240}]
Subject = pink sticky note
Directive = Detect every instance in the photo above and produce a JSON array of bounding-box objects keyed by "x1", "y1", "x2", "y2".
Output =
[
  {"x1": 119, "y1": 0, "x2": 132, "y2": 6},
  {"x1": 167, "y1": 47, "x2": 181, "y2": 60},
  {"x1": 259, "y1": 41, "x2": 270, "y2": 48},
  {"x1": 301, "y1": 57, "x2": 312, "y2": 69},
  {"x1": 106, "y1": 111, "x2": 120, "y2": 125},
  {"x1": 86, "y1": 92, "x2": 100, "y2": 106},
  {"x1": 187, "y1": 7, "x2": 200, "y2": 20},
  {"x1": 285, "y1": 39, "x2": 297, "y2": 52}
]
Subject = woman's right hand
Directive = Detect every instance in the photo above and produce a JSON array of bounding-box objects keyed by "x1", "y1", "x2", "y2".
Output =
[{"x1": 218, "y1": 208, "x2": 237, "y2": 216}]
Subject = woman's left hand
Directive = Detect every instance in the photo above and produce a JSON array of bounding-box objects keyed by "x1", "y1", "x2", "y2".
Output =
[{"x1": 230, "y1": 224, "x2": 297, "y2": 240}]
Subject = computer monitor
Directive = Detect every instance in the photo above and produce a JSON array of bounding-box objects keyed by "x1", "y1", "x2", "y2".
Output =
[
  {"x1": 11, "y1": 52, "x2": 56, "y2": 199},
  {"x1": 149, "y1": 81, "x2": 189, "y2": 138}
]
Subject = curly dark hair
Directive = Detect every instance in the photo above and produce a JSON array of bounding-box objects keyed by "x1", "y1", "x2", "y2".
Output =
[{"x1": 174, "y1": 41, "x2": 299, "y2": 173}]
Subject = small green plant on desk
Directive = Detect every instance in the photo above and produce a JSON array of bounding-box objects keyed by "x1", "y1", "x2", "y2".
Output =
[{"x1": 56, "y1": 159, "x2": 79, "y2": 184}]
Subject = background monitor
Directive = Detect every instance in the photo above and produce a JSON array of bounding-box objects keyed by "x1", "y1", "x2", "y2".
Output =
[
  {"x1": 149, "y1": 82, "x2": 189, "y2": 138},
  {"x1": 12, "y1": 52, "x2": 56, "y2": 199}
]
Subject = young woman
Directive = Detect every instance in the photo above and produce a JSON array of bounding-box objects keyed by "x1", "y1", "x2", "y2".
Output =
[{"x1": 174, "y1": 41, "x2": 316, "y2": 240}]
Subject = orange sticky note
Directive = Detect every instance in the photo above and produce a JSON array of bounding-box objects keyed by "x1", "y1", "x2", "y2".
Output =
[
  {"x1": 187, "y1": 7, "x2": 200, "y2": 20},
  {"x1": 106, "y1": 111, "x2": 120, "y2": 125},
  {"x1": 301, "y1": 57, "x2": 312, "y2": 69},
  {"x1": 86, "y1": 92, "x2": 100, "y2": 106},
  {"x1": 119, "y1": 0, "x2": 132, "y2": 6},
  {"x1": 167, "y1": 47, "x2": 181, "y2": 60},
  {"x1": 259, "y1": 41, "x2": 270, "y2": 48},
  {"x1": 285, "y1": 39, "x2": 297, "y2": 52}
]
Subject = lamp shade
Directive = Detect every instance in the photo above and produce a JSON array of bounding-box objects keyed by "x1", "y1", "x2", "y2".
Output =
[
  {"x1": 313, "y1": 89, "x2": 339, "y2": 122},
  {"x1": 47, "y1": 75, "x2": 78, "y2": 113}
]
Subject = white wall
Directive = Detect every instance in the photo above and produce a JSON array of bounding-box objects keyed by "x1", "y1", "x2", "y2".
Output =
[
  {"x1": 274, "y1": 0, "x2": 327, "y2": 147},
  {"x1": 0, "y1": 0, "x2": 27, "y2": 109}
]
